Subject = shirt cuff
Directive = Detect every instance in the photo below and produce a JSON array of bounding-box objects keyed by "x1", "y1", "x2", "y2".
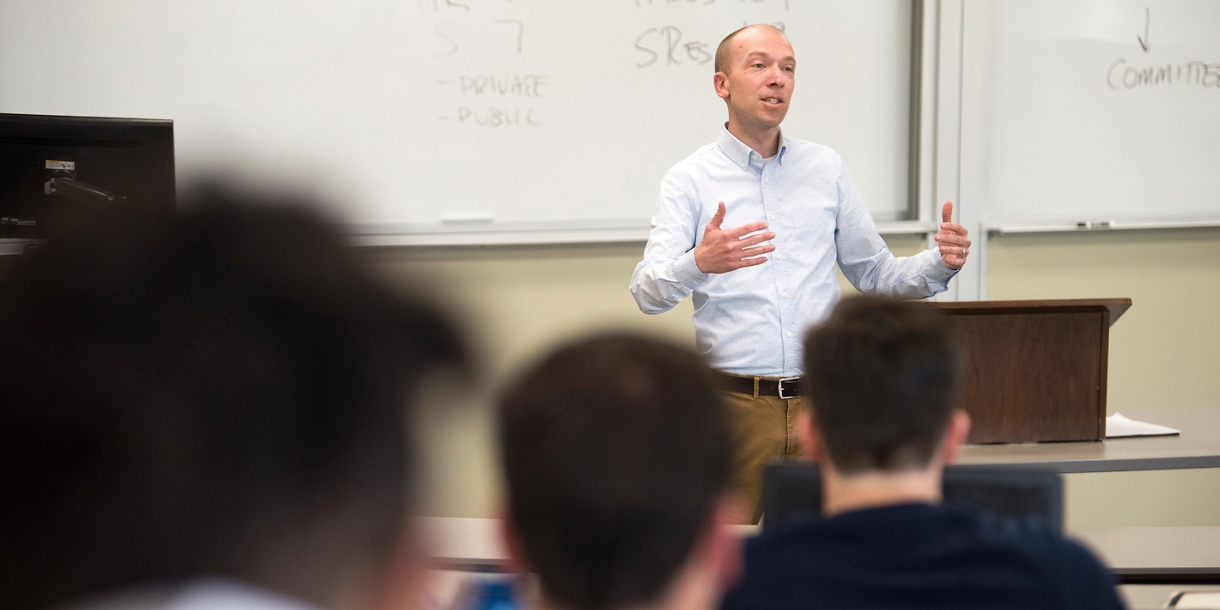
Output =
[
  {"x1": 930, "y1": 249, "x2": 961, "y2": 281},
  {"x1": 674, "y1": 250, "x2": 710, "y2": 289}
]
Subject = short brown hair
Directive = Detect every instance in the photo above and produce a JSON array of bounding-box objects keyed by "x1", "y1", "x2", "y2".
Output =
[
  {"x1": 802, "y1": 296, "x2": 963, "y2": 474},
  {"x1": 498, "y1": 333, "x2": 731, "y2": 610}
]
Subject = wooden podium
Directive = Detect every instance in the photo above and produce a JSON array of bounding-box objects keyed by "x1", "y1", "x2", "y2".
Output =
[{"x1": 930, "y1": 299, "x2": 1131, "y2": 444}]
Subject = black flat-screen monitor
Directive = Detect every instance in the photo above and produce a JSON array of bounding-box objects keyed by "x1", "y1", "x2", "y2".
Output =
[{"x1": 0, "y1": 113, "x2": 175, "y2": 240}]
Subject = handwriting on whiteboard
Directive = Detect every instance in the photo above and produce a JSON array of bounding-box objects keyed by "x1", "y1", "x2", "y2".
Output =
[
  {"x1": 421, "y1": 0, "x2": 796, "y2": 127},
  {"x1": 435, "y1": 73, "x2": 548, "y2": 127},
  {"x1": 1107, "y1": 59, "x2": 1220, "y2": 90},
  {"x1": 1105, "y1": 7, "x2": 1220, "y2": 92}
]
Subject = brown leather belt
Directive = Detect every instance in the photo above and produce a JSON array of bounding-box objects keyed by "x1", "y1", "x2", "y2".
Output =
[{"x1": 718, "y1": 373, "x2": 805, "y2": 399}]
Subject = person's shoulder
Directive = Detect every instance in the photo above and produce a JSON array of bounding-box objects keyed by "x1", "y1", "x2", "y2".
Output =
[
  {"x1": 657, "y1": 141, "x2": 725, "y2": 202},
  {"x1": 928, "y1": 505, "x2": 1085, "y2": 575},
  {"x1": 779, "y1": 136, "x2": 843, "y2": 168},
  {"x1": 941, "y1": 503, "x2": 1107, "y2": 564},
  {"x1": 1021, "y1": 527, "x2": 1123, "y2": 609},
  {"x1": 779, "y1": 134, "x2": 826, "y2": 153},
  {"x1": 943, "y1": 504, "x2": 1061, "y2": 547},
  {"x1": 1054, "y1": 538, "x2": 1124, "y2": 609},
  {"x1": 664, "y1": 141, "x2": 720, "y2": 177},
  {"x1": 948, "y1": 506, "x2": 1122, "y2": 609},
  {"x1": 723, "y1": 519, "x2": 831, "y2": 610},
  {"x1": 740, "y1": 516, "x2": 840, "y2": 568}
]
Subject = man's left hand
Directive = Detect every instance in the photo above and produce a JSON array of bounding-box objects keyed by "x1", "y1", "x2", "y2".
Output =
[{"x1": 934, "y1": 201, "x2": 970, "y2": 270}]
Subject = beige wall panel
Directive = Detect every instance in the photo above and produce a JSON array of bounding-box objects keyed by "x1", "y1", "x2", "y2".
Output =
[
  {"x1": 985, "y1": 228, "x2": 1220, "y2": 413},
  {"x1": 987, "y1": 228, "x2": 1220, "y2": 527}
]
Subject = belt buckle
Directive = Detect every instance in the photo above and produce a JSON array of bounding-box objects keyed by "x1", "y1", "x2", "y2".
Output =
[{"x1": 777, "y1": 376, "x2": 801, "y2": 399}]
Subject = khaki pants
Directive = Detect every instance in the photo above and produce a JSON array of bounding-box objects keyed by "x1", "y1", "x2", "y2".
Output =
[{"x1": 722, "y1": 389, "x2": 809, "y2": 524}]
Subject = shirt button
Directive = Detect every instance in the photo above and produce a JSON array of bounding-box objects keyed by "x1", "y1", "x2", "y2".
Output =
[
  {"x1": 768, "y1": 214, "x2": 776, "y2": 220},
  {"x1": 764, "y1": 177, "x2": 770, "y2": 183},
  {"x1": 782, "y1": 292, "x2": 789, "y2": 297},
  {"x1": 786, "y1": 331, "x2": 794, "y2": 337},
  {"x1": 776, "y1": 253, "x2": 784, "y2": 260}
]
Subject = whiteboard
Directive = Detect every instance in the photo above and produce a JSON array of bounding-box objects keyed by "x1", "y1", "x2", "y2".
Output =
[
  {"x1": 0, "y1": 1, "x2": 914, "y2": 245},
  {"x1": 984, "y1": 0, "x2": 1220, "y2": 226}
]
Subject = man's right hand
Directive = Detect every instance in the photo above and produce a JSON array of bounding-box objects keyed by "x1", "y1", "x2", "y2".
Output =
[{"x1": 694, "y1": 202, "x2": 776, "y2": 274}]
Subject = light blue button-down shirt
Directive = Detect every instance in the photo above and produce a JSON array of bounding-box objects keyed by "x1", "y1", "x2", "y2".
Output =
[{"x1": 630, "y1": 127, "x2": 957, "y2": 376}]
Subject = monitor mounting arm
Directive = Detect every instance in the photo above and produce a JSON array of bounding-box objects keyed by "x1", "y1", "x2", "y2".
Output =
[{"x1": 45, "y1": 177, "x2": 126, "y2": 208}]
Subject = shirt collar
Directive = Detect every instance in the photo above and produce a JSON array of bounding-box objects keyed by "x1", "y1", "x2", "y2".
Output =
[{"x1": 716, "y1": 124, "x2": 789, "y2": 170}]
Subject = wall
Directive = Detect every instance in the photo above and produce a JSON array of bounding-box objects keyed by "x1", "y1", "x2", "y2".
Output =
[
  {"x1": 366, "y1": 239, "x2": 712, "y2": 517},
  {"x1": 368, "y1": 230, "x2": 1220, "y2": 527},
  {"x1": 986, "y1": 227, "x2": 1220, "y2": 527}
]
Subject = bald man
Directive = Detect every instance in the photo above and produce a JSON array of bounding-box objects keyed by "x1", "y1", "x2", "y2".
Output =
[{"x1": 630, "y1": 25, "x2": 972, "y2": 522}]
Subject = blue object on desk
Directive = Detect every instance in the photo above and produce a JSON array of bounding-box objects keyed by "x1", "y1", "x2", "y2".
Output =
[{"x1": 466, "y1": 577, "x2": 519, "y2": 610}]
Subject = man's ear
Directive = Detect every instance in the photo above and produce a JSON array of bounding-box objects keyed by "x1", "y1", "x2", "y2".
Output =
[
  {"x1": 496, "y1": 507, "x2": 532, "y2": 574},
  {"x1": 796, "y1": 408, "x2": 823, "y2": 463},
  {"x1": 713, "y1": 72, "x2": 730, "y2": 100},
  {"x1": 939, "y1": 409, "x2": 972, "y2": 465}
]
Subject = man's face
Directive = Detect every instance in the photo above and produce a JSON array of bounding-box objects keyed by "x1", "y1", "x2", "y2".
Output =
[{"x1": 715, "y1": 26, "x2": 796, "y2": 135}]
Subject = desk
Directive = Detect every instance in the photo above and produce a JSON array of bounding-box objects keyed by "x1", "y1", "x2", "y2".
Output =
[
  {"x1": 949, "y1": 407, "x2": 1220, "y2": 585},
  {"x1": 421, "y1": 408, "x2": 1220, "y2": 587},
  {"x1": 957, "y1": 407, "x2": 1220, "y2": 473},
  {"x1": 417, "y1": 517, "x2": 759, "y2": 571},
  {"x1": 1119, "y1": 584, "x2": 1220, "y2": 609},
  {"x1": 420, "y1": 516, "x2": 508, "y2": 571},
  {"x1": 417, "y1": 517, "x2": 1220, "y2": 586},
  {"x1": 1073, "y1": 527, "x2": 1220, "y2": 584}
]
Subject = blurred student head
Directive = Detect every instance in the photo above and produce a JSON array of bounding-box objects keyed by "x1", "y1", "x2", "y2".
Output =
[
  {"x1": 799, "y1": 295, "x2": 968, "y2": 477},
  {"x1": 497, "y1": 333, "x2": 741, "y2": 610},
  {"x1": 0, "y1": 185, "x2": 467, "y2": 610}
]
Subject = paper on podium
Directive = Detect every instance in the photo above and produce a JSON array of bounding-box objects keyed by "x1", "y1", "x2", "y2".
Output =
[{"x1": 1105, "y1": 412, "x2": 1181, "y2": 438}]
